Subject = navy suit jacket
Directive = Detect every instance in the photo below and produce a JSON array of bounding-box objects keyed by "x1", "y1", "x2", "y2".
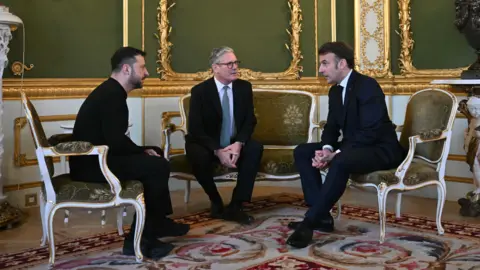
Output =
[{"x1": 321, "y1": 70, "x2": 405, "y2": 161}]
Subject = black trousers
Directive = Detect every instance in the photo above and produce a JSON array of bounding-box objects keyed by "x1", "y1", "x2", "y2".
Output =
[
  {"x1": 185, "y1": 140, "x2": 263, "y2": 205},
  {"x1": 106, "y1": 146, "x2": 172, "y2": 237},
  {"x1": 293, "y1": 142, "x2": 404, "y2": 223}
]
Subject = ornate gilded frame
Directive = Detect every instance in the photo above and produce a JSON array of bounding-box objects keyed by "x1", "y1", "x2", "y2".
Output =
[
  {"x1": 398, "y1": 0, "x2": 467, "y2": 77},
  {"x1": 156, "y1": 0, "x2": 303, "y2": 81},
  {"x1": 354, "y1": 0, "x2": 391, "y2": 78}
]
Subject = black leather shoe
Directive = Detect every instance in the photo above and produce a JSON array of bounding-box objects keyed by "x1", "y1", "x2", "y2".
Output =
[
  {"x1": 223, "y1": 207, "x2": 254, "y2": 225},
  {"x1": 286, "y1": 222, "x2": 314, "y2": 248},
  {"x1": 210, "y1": 202, "x2": 225, "y2": 219},
  {"x1": 287, "y1": 214, "x2": 334, "y2": 232},
  {"x1": 156, "y1": 217, "x2": 190, "y2": 237},
  {"x1": 123, "y1": 236, "x2": 174, "y2": 260}
]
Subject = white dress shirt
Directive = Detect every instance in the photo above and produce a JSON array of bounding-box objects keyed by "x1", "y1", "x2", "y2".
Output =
[
  {"x1": 323, "y1": 69, "x2": 352, "y2": 152},
  {"x1": 214, "y1": 77, "x2": 234, "y2": 138}
]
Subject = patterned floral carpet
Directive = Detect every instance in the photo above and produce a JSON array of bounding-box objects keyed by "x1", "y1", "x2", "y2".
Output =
[{"x1": 2, "y1": 193, "x2": 480, "y2": 270}]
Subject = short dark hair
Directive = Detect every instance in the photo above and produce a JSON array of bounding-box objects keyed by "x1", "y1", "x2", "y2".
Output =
[
  {"x1": 318, "y1": 41, "x2": 354, "y2": 69},
  {"x1": 110, "y1": 46, "x2": 146, "y2": 72}
]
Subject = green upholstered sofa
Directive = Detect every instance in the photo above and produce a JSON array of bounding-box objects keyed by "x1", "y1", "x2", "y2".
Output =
[{"x1": 162, "y1": 89, "x2": 321, "y2": 203}]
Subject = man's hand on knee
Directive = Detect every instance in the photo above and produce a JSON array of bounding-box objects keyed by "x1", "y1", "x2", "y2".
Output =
[
  {"x1": 144, "y1": 148, "x2": 161, "y2": 157},
  {"x1": 215, "y1": 149, "x2": 237, "y2": 168},
  {"x1": 312, "y1": 149, "x2": 339, "y2": 169}
]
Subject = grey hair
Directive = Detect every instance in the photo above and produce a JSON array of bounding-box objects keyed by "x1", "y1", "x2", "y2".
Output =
[{"x1": 209, "y1": 46, "x2": 234, "y2": 66}]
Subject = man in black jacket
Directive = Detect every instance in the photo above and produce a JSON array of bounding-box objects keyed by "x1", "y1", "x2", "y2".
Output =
[
  {"x1": 287, "y1": 42, "x2": 406, "y2": 248},
  {"x1": 185, "y1": 46, "x2": 264, "y2": 225},
  {"x1": 69, "y1": 47, "x2": 189, "y2": 259}
]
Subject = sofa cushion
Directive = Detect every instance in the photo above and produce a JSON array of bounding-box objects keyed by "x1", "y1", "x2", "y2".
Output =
[{"x1": 181, "y1": 91, "x2": 314, "y2": 146}]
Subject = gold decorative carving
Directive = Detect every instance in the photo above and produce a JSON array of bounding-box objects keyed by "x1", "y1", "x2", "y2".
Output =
[
  {"x1": 354, "y1": 0, "x2": 391, "y2": 78},
  {"x1": 156, "y1": 0, "x2": 303, "y2": 81},
  {"x1": 397, "y1": 0, "x2": 468, "y2": 77},
  {"x1": 14, "y1": 114, "x2": 77, "y2": 167},
  {"x1": 11, "y1": 61, "x2": 34, "y2": 76}
]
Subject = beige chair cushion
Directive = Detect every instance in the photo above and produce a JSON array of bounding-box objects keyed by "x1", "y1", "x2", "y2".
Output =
[
  {"x1": 42, "y1": 174, "x2": 143, "y2": 203},
  {"x1": 351, "y1": 161, "x2": 438, "y2": 186}
]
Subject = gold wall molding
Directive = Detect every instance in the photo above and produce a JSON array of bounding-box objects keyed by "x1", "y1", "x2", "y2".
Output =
[
  {"x1": 156, "y1": 0, "x2": 303, "y2": 81},
  {"x1": 14, "y1": 114, "x2": 77, "y2": 167},
  {"x1": 2, "y1": 77, "x2": 470, "y2": 99},
  {"x1": 4, "y1": 181, "x2": 42, "y2": 192},
  {"x1": 354, "y1": 0, "x2": 391, "y2": 78},
  {"x1": 448, "y1": 154, "x2": 467, "y2": 162},
  {"x1": 123, "y1": 0, "x2": 129, "y2": 46},
  {"x1": 331, "y1": 0, "x2": 336, "y2": 42},
  {"x1": 398, "y1": 0, "x2": 467, "y2": 77},
  {"x1": 444, "y1": 176, "x2": 473, "y2": 184}
]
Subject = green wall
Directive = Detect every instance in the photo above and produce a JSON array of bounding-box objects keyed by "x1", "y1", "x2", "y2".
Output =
[
  {"x1": 3, "y1": 0, "x2": 122, "y2": 78},
  {"x1": 2, "y1": 0, "x2": 475, "y2": 79}
]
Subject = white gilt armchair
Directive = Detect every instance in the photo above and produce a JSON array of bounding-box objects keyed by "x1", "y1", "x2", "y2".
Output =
[
  {"x1": 21, "y1": 92, "x2": 146, "y2": 266},
  {"x1": 343, "y1": 88, "x2": 457, "y2": 243}
]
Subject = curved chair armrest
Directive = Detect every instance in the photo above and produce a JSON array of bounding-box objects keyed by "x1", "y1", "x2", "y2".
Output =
[
  {"x1": 163, "y1": 124, "x2": 186, "y2": 159},
  {"x1": 394, "y1": 129, "x2": 448, "y2": 183},
  {"x1": 42, "y1": 144, "x2": 123, "y2": 197}
]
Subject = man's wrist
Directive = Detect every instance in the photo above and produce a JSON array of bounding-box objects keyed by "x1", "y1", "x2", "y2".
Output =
[{"x1": 235, "y1": 141, "x2": 245, "y2": 146}]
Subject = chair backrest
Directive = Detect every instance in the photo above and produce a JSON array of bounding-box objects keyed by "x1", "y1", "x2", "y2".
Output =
[
  {"x1": 179, "y1": 89, "x2": 317, "y2": 146},
  {"x1": 399, "y1": 88, "x2": 458, "y2": 162},
  {"x1": 20, "y1": 92, "x2": 55, "y2": 177}
]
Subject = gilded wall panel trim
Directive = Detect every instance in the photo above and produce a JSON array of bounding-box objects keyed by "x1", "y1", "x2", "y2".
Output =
[
  {"x1": 331, "y1": 0, "x2": 336, "y2": 41},
  {"x1": 354, "y1": 0, "x2": 391, "y2": 78},
  {"x1": 156, "y1": 0, "x2": 303, "y2": 81},
  {"x1": 123, "y1": 0, "x2": 129, "y2": 46},
  {"x1": 14, "y1": 114, "x2": 77, "y2": 167},
  {"x1": 315, "y1": 0, "x2": 318, "y2": 76},
  {"x1": 2, "y1": 77, "x2": 470, "y2": 99},
  {"x1": 398, "y1": 0, "x2": 467, "y2": 77}
]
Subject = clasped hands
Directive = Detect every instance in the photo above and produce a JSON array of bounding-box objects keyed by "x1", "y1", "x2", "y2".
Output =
[
  {"x1": 312, "y1": 149, "x2": 339, "y2": 169},
  {"x1": 215, "y1": 142, "x2": 242, "y2": 168}
]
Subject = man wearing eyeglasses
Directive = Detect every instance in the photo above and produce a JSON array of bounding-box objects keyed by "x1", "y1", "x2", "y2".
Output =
[{"x1": 185, "y1": 46, "x2": 263, "y2": 225}]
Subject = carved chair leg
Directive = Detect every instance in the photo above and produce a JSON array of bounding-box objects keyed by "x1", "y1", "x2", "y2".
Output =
[
  {"x1": 117, "y1": 207, "x2": 124, "y2": 236},
  {"x1": 436, "y1": 182, "x2": 446, "y2": 235},
  {"x1": 395, "y1": 193, "x2": 402, "y2": 218},
  {"x1": 64, "y1": 209, "x2": 70, "y2": 224},
  {"x1": 184, "y1": 181, "x2": 191, "y2": 204},
  {"x1": 47, "y1": 207, "x2": 59, "y2": 267},
  {"x1": 39, "y1": 197, "x2": 52, "y2": 246},
  {"x1": 133, "y1": 198, "x2": 146, "y2": 263},
  {"x1": 101, "y1": 210, "x2": 106, "y2": 226},
  {"x1": 377, "y1": 185, "x2": 389, "y2": 244}
]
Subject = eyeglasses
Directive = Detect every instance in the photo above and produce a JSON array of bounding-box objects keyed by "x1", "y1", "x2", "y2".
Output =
[{"x1": 216, "y1": 60, "x2": 241, "y2": 69}]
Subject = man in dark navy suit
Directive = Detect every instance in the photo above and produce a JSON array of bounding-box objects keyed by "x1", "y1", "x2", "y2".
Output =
[{"x1": 287, "y1": 42, "x2": 406, "y2": 248}]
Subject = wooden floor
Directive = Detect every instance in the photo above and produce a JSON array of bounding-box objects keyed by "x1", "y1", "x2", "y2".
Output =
[{"x1": 1, "y1": 186, "x2": 479, "y2": 254}]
